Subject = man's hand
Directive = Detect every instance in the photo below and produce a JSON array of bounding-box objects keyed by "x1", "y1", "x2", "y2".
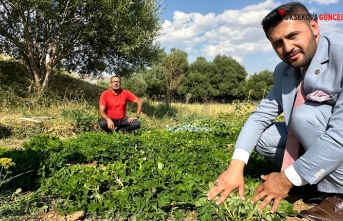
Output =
[
  {"x1": 207, "y1": 160, "x2": 246, "y2": 205},
  {"x1": 107, "y1": 119, "x2": 115, "y2": 131},
  {"x1": 251, "y1": 171, "x2": 293, "y2": 213},
  {"x1": 127, "y1": 116, "x2": 137, "y2": 122}
]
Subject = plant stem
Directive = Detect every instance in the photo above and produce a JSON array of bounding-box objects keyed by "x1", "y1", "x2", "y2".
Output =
[{"x1": 245, "y1": 201, "x2": 259, "y2": 221}]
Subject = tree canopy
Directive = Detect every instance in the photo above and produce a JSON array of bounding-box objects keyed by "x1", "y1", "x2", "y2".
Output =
[
  {"x1": 162, "y1": 48, "x2": 188, "y2": 106},
  {"x1": 177, "y1": 55, "x2": 248, "y2": 102},
  {"x1": 0, "y1": 0, "x2": 162, "y2": 93},
  {"x1": 245, "y1": 69, "x2": 274, "y2": 100}
]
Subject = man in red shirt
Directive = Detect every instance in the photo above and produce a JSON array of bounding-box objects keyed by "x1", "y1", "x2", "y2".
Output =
[{"x1": 99, "y1": 76, "x2": 142, "y2": 134}]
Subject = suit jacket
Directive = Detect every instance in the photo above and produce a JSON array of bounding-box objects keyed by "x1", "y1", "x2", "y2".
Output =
[{"x1": 235, "y1": 35, "x2": 343, "y2": 184}]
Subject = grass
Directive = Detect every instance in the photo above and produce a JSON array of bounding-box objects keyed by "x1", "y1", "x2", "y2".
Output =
[
  {"x1": 0, "y1": 99, "x2": 257, "y2": 220},
  {"x1": 170, "y1": 101, "x2": 255, "y2": 116},
  {"x1": 0, "y1": 103, "x2": 97, "y2": 148},
  {"x1": 0, "y1": 100, "x2": 256, "y2": 146},
  {"x1": 0, "y1": 58, "x2": 262, "y2": 220}
]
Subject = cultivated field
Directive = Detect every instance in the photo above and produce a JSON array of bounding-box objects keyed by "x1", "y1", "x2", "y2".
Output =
[{"x1": 0, "y1": 100, "x2": 310, "y2": 220}]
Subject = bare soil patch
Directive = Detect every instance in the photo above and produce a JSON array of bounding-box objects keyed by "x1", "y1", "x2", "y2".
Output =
[{"x1": 285, "y1": 192, "x2": 315, "y2": 221}]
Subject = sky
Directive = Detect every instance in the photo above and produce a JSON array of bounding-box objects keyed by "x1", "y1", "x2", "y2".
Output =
[{"x1": 157, "y1": 0, "x2": 343, "y2": 75}]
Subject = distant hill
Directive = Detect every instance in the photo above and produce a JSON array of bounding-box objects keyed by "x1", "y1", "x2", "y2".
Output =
[{"x1": 0, "y1": 57, "x2": 107, "y2": 107}]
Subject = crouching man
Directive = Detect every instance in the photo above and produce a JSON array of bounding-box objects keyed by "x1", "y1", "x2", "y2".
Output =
[{"x1": 99, "y1": 75, "x2": 142, "y2": 134}]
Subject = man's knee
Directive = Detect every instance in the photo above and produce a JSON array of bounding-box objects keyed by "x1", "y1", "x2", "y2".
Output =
[
  {"x1": 293, "y1": 102, "x2": 331, "y2": 128},
  {"x1": 99, "y1": 119, "x2": 108, "y2": 130},
  {"x1": 256, "y1": 138, "x2": 277, "y2": 156},
  {"x1": 131, "y1": 120, "x2": 141, "y2": 130},
  {"x1": 292, "y1": 102, "x2": 331, "y2": 142},
  {"x1": 255, "y1": 122, "x2": 287, "y2": 163}
]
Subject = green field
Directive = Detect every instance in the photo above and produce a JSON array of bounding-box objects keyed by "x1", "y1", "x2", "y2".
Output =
[{"x1": 0, "y1": 62, "x2": 294, "y2": 220}]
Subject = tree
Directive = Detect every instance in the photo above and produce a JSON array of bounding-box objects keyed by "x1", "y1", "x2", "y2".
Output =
[
  {"x1": 121, "y1": 73, "x2": 147, "y2": 97},
  {"x1": 178, "y1": 56, "x2": 217, "y2": 102},
  {"x1": 162, "y1": 48, "x2": 188, "y2": 107},
  {"x1": 143, "y1": 64, "x2": 165, "y2": 98},
  {"x1": 245, "y1": 69, "x2": 274, "y2": 100},
  {"x1": 0, "y1": 0, "x2": 162, "y2": 94},
  {"x1": 211, "y1": 55, "x2": 247, "y2": 101}
]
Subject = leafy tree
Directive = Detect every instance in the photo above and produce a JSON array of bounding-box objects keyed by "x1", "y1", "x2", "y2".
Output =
[
  {"x1": 143, "y1": 64, "x2": 165, "y2": 98},
  {"x1": 178, "y1": 56, "x2": 217, "y2": 102},
  {"x1": 245, "y1": 69, "x2": 274, "y2": 100},
  {"x1": 187, "y1": 71, "x2": 212, "y2": 101},
  {"x1": 211, "y1": 55, "x2": 247, "y2": 101},
  {"x1": 177, "y1": 55, "x2": 247, "y2": 102},
  {"x1": 162, "y1": 48, "x2": 188, "y2": 107},
  {"x1": 0, "y1": 0, "x2": 162, "y2": 94},
  {"x1": 121, "y1": 73, "x2": 147, "y2": 97}
]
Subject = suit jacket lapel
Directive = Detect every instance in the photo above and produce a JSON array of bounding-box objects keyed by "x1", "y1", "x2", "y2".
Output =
[{"x1": 304, "y1": 37, "x2": 329, "y2": 94}]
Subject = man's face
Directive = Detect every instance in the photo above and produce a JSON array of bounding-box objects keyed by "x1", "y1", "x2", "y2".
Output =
[
  {"x1": 267, "y1": 19, "x2": 319, "y2": 68},
  {"x1": 110, "y1": 77, "x2": 121, "y2": 90}
]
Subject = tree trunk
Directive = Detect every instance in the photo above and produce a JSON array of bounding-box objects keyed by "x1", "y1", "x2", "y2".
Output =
[
  {"x1": 26, "y1": 57, "x2": 43, "y2": 94},
  {"x1": 25, "y1": 46, "x2": 56, "y2": 95},
  {"x1": 41, "y1": 46, "x2": 57, "y2": 94}
]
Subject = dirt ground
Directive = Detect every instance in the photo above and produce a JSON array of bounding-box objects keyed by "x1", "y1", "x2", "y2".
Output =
[
  {"x1": 0, "y1": 197, "x2": 314, "y2": 221},
  {"x1": 286, "y1": 197, "x2": 314, "y2": 221},
  {"x1": 1, "y1": 196, "x2": 315, "y2": 221},
  {"x1": 284, "y1": 185, "x2": 321, "y2": 221}
]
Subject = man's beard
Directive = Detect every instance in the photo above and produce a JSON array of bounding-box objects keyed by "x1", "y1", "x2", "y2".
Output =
[{"x1": 284, "y1": 34, "x2": 317, "y2": 68}]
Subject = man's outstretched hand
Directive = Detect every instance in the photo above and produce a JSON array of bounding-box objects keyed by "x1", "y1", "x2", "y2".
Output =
[
  {"x1": 251, "y1": 171, "x2": 294, "y2": 213},
  {"x1": 207, "y1": 160, "x2": 294, "y2": 213},
  {"x1": 207, "y1": 160, "x2": 246, "y2": 205}
]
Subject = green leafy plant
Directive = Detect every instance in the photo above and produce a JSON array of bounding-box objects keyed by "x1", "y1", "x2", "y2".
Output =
[
  {"x1": 165, "y1": 124, "x2": 211, "y2": 132},
  {"x1": 71, "y1": 110, "x2": 98, "y2": 133},
  {"x1": 0, "y1": 158, "x2": 33, "y2": 189},
  {"x1": 195, "y1": 179, "x2": 298, "y2": 221},
  {"x1": 0, "y1": 126, "x2": 297, "y2": 220},
  {"x1": 0, "y1": 157, "x2": 16, "y2": 187}
]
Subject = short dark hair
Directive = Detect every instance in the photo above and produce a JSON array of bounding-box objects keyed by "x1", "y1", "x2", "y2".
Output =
[
  {"x1": 261, "y1": 2, "x2": 312, "y2": 37},
  {"x1": 110, "y1": 75, "x2": 121, "y2": 82}
]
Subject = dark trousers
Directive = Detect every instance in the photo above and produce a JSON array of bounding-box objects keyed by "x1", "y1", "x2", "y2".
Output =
[{"x1": 99, "y1": 117, "x2": 140, "y2": 133}]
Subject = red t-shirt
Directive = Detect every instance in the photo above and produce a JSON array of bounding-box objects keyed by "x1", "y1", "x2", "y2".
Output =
[{"x1": 99, "y1": 89, "x2": 137, "y2": 120}]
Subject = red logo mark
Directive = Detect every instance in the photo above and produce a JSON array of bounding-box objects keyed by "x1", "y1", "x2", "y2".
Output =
[{"x1": 278, "y1": 9, "x2": 286, "y2": 16}]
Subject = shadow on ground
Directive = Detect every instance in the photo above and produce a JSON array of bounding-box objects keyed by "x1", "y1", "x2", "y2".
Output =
[{"x1": 0, "y1": 124, "x2": 12, "y2": 139}]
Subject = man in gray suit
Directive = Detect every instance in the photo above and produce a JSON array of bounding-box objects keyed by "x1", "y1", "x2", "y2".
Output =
[{"x1": 207, "y1": 2, "x2": 343, "y2": 220}]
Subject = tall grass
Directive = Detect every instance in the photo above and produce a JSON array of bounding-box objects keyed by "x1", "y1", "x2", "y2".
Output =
[
  {"x1": 0, "y1": 96, "x2": 257, "y2": 148},
  {"x1": 170, "y1": 101, "x2": 255, "y2": 117},
  {"x1": 0, "y1": 97, "x2": 99, "y2": 147}
]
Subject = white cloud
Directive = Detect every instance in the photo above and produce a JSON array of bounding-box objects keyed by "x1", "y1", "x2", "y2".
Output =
[
  {"x1": 269, "y1": 56, "x2": 281, "y2": 63},
  {"x1": 232, "y1": 55, "x2": 243, "y2": 63},
  {"x1": 308, "y1": 0, "x2": 338, "y2": 5},
  {"x1": 158, "y1": 11, "x2": 218, "y2": 51},
  {"x1": 157, "y1": 0, "x2": 343, "y2": 71},
  {"x1": 242, "y1": 0, "x2": 280, "y2": 11},
  {"x1": 318, "y1": 20, "x2": 343, "y2": 36},
  {"x1": 158, "y1": 0, "x2": 280, "y2": 60}
]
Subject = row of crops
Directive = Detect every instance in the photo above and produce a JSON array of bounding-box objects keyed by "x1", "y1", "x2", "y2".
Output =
[{"x1": 0, "y1": 120, "x2": 296, "y2": 220}]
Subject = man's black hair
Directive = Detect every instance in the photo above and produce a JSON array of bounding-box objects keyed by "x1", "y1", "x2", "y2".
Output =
[
  {"x1": 261, "y1": 2, "x2": 312, "y2": 37},
  {"x1": 110, "y1": 75, "x2": 121, "y2": 82}
]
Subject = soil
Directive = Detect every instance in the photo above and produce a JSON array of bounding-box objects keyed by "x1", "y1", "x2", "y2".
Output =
[
  {"x1": 286, "y1": 195, "x2": 314, "y2": 221},
  {"x1": 1, "y1": 196, "x2": 314, "y2": 221}
]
